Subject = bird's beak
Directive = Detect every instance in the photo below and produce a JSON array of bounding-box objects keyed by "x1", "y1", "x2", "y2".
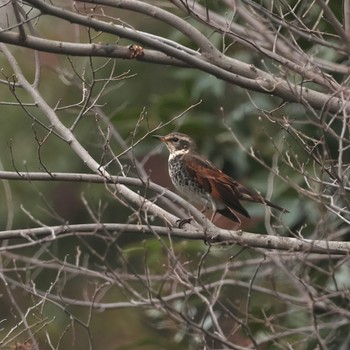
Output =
[{"x1": 152, "y1": 135, "x2": 165, "y2": 142}]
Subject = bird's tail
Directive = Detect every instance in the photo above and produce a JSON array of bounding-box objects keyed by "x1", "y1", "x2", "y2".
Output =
[
  {"x1": 234, "y1": 183, "x2": 289, "y2": 213},
  {"x1": 262, "y1": 198, "x2": 289, "y2": 213},
  {"x1": 217, "y1": 207, "x2": 248, "y2": 223}
]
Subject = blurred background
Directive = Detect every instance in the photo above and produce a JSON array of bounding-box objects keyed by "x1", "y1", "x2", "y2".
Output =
[{"x1": 0, "y1": 1, "x2": 349, "y2": 349}]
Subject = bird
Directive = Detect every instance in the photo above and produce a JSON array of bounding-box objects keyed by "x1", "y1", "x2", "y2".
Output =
[{"x1": 153, "y1": 132, "x2": 288, "y2": 224}]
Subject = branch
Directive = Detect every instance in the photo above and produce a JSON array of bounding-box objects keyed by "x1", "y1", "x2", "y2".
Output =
[
  {"x1": 315, "y1": 0, "x2": 350, "y2": 55},
  {"x1": 0, "y1": 43, "x2": 189, "y2": 228},
  {"x1": 0, "y1": 222, "x2": 348, "y2": 255},
  {"x1": 0, "y1": 170, "x2": 210, "y2": 227},
  {"x1": 0, "y1": 31, "x2": 187, "y2": 67},
  {"x1": 0, "y1": 170, "x2": 348, "y2": 254},
  {"x1": 20, "y1": 0, "x2": 350, "y2": 114}
]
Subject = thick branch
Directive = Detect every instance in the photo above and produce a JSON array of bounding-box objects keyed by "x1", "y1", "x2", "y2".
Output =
[
  {"x1": 0, "y1": 31, "x2": 187, "y2": 67},
  {"x1": 0, "y1": 171, "x2": 348, "y2": 254},
  {"x1": 0, "y1": 222, "x2": 348, "y2": 255},
  {"x1": 20, "y1": 0, "x2": 350, "y2": 114}
]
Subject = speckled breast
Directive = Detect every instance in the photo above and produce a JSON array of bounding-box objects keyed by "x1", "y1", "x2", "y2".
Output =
[{"x1": 168, "y1": 154, "x2": 208, "y2": 204}]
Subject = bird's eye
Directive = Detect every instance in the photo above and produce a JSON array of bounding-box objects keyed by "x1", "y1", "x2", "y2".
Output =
[{"x1": 172, "y1": 137, "x2": 179, "y2": 142}]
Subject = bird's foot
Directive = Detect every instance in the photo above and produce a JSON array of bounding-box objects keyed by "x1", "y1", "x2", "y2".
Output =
[
  {"x1": 176, "y1": 217, "x2": 193, "y2": 228},
  {"x1": 203, "y1": 233, "x2": 220, "y2": 245}
]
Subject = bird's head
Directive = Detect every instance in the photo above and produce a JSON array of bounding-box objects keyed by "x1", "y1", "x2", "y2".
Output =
[{"x1": 153, "y1": 132, "x2": 198, "y2": 155}]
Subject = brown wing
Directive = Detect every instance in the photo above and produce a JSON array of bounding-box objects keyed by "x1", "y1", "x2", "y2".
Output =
[
  {"x1": 184, "y1": 154, "x2": 250, "y2": 218},
  {"x1": 185, "y1": 154, "x2": 288, "y2": 214}
]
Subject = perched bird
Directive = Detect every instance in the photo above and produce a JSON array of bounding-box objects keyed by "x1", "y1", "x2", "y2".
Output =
[{"x1": 153, "y1": 132, "x2": 288, "y2": 224}]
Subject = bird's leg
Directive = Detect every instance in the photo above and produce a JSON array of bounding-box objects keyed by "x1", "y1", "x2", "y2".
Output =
[
  {"x1": 210, "y1": 210, "x2": 217, "y2": 222},
  {"x1": 176, "y1": 202, "x2": 196, "y2": 228},
  {"x1": 176, "y1": 204, "x2": 212, "y2": 229}
]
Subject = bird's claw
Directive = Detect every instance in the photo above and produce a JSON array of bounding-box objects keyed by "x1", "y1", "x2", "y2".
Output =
[{"x1": 176, "y1": 217, "x2": 193, "y2": 228}]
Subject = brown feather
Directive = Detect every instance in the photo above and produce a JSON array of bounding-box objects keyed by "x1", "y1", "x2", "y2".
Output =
[
  {"x1": 155, "y1": 132, "x2": 289, "y2": 224},
  {"x1": 185, "y1": 154, "x2": 250, "y2": 217},
  {"x1": 184, "y1": 153, "x2": 288, "y2": 215},
  {"x1": 217, "y1": 208, "x2": 241, "y2": 223}
]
